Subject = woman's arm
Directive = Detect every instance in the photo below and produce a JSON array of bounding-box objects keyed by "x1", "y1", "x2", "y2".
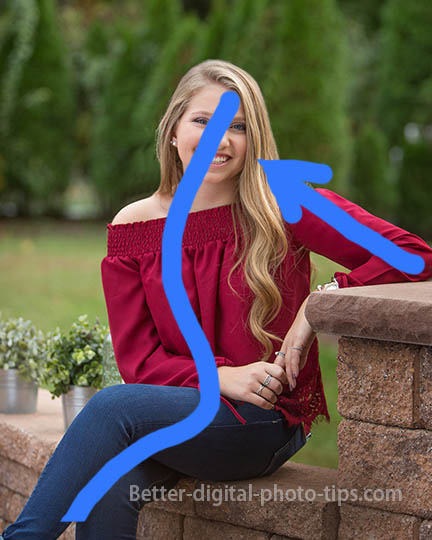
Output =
[
  {"x1": 101, "y1": 254, "x2": 235, "y2": 386},
  {"x1": 289, "y1": 188, "x2": 432, "y2": 287},
  {"x1": 278, "y1": 188, "x2": 432, "y2": 389}
]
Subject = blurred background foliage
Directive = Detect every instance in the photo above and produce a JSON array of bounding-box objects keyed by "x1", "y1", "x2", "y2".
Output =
[{"x1": 0, "y1": 0, "x2": 430, "y2": 236}]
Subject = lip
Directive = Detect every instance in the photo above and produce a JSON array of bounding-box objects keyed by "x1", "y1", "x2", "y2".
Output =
[{"x1": 192, "y1": 149, "x2": 232, "y2": 158}]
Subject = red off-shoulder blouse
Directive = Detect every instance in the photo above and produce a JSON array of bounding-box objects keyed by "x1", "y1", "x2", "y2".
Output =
[{"x1": 101, "y1": 188, "x2": 432, "y2": 435}]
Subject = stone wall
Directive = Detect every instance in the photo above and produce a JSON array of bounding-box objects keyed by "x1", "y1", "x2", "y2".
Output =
[
  {"x1": 0, "y1": 389, "x2": 339, "y2": 539},
  {"x1": 0, "y1": 396, "x2": 76, "y2": 539},
  {"x1": 306, "y1": 280, "x2": 432, "y2": 539},
  {"x1": 1, "y1": 280, "x2": 432, "y2": 539}
]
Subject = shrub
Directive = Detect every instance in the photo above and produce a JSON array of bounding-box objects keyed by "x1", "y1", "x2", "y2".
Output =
[
  {"x1": 38, "y1": 314, "x2": 108, "y2": 398},
  {"x1": 0, "y1": 312, "x2": 46, "y2": 383}
]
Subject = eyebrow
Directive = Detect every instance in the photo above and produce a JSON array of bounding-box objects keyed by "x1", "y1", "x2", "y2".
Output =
[{"x1": 189, "y1": 110, "x2": 246, "y2": 121}]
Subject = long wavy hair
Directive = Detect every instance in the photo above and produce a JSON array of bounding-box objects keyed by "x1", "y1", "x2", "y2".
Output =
[{"x1": 155, "y1": 59, "x2": 316, "y2": 362}]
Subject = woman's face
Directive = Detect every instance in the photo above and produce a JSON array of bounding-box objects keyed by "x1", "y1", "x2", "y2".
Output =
[{"x1": 172, "y1": 83, "x2": 247, "y2": 188}]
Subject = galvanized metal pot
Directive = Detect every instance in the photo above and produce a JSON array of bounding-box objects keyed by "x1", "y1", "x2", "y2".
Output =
[
  {"x1": 61, "y1": 385, "x2": 98, "y2": 431},
  {"x1": 0, "y1": 368, "x2": 38, "y2": 414}
]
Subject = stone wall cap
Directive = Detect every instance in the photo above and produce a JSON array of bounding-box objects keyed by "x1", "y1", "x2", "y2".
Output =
[{"x1": 305, "y1": 280, "x2": 432, "y2": 346}]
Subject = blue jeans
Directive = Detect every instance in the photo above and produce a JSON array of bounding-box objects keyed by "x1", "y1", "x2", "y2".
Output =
[{"x1": 1, "y1": 384, "x2": 307, "y2": 540}]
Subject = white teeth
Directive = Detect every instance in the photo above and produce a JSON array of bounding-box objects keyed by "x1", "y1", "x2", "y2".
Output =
[{"x1": 212, "y1": 157, "x2": 229, "y2": 163}]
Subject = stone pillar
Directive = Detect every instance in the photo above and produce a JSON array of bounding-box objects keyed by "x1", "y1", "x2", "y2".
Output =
[{"x1": 305, "y1": 281, "x2": 432, "y2": 540}]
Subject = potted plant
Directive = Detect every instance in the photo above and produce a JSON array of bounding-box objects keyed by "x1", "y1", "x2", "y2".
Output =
[
  {"x1": 38, "y1": 314, "x2": 108, "y2": 430},
  {"x1": 0, "y1": 313, "x2": 44, "y2": 414}
]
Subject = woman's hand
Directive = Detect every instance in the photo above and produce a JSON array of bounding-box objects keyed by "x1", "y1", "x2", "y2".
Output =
[
  {"x1": 217, "y1": 294, "x2": 317, "y2": 409},
  {"x1": 273, "y1": 294, "x2": 316, "y2": 391},
  {"x1": 217, "y1": 361, "x2": 289, "y2": 410}
]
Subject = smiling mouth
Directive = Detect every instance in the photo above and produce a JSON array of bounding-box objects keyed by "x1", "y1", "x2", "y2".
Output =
[{"x1": 210, "y1": 156, "x2": 232, "y2": 165}]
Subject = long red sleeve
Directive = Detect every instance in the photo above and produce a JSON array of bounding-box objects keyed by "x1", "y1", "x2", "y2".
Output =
[
  {"x1": 289, "y1": 188, "x2": 432, "y2": 288},
  {"x1": 101, "y1": 255, "x2": 235, "y2": 387}
]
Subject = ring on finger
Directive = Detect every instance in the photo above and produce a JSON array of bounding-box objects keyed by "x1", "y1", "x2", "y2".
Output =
[
  {"x1": 256, "y1": 374, "x2": 273, "y2": 396},
  {"x1": 263, "y1": 374, "x2": 272, "y2": 387}
]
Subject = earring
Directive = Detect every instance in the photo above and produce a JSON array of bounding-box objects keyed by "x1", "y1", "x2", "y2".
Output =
[{"x1": 170, "y1": 140, "x2": 177, "y2": 146}]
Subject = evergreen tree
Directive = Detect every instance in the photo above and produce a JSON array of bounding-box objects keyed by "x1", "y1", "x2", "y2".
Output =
[
  {"x1": 262, "y1": 0, "x2": 352, "y2": 195},
  {"x1": 191, "y1": 0, "x2": 229, "y2": 61},
  {"x1": 128, "y1": 13, "x2": 202, "y2": 199},
  {"x1": 191, "y1": 0, "x2": 352, "y2": 194},
  {"x1": 0, "y1": 0, "x2": 76, "y2": 217},
  {"x1": 397, "y1": 138, "x2": 432, "y2": 237},
  {"x1": 338, "y1": 0, "x2": 386, "y2": 37},
  {"x1": 89, "y1": 0, "x2": 191, "y2": 215},
  {"x1": 89, "y1": 0, "x2": 202, "y2": 216},
  {"x1": 190, "y1": 0, "x2": 273, "y2": 87},
  {"x1": 374, "y1": 0, "x2": 432, "y2": 233},
  {"x1": 350, "y1": 122, "x2": 394, "y2": 219},
  {"x1": 375, "y1": 0, "x2": 432, "y2": 147}
]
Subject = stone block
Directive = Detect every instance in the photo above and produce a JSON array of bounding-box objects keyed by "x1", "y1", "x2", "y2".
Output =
[
  {"x1": 336, "y1": 337, "x2": 421, "y2": 427},
  {"x1": 420, "y1": 347, "x2": 432, "y2": 430},
  {"x1": 183, "y1": 515, "x2": 270, "y2": 539},
  {"x1": 137, "y1": 506, "x2": 183, "y2": 540},
  {"x1": 269, "y1": 536, "x2": 301, "y2": 540},
  {"x1": 420, "y1": 520, "x2": 432, "y2": 540},
  {"x1": 337, "y1": 503, "x2": 420, "y2": 539},
  {"x1": 305, "y1": 281, "x2": 432, "y2": 346},
  {"x1": 145, "y1": 475, "x2": 197, "y2": 516},
  {"x1": 194, "y1": 462, "x2": 339, "y2": 540},
  {"x1": 0, "y1": 421, "x2": 55, "y2": 474},
  {"x1": 59, "y1": 523, "x2": 76, "y2": 540},
  {"x1": 0, "y1": 518, "x2": 10, "y2": 533},
  {"x1": 0, "y1": 486, "x2": 27, "y2": 523},
  {"x1": 0, "y1": 456, "x2": 39, "y2": 498},
  {"x1": 337, "y1": 418, "x2": 432, "y2": 518}
]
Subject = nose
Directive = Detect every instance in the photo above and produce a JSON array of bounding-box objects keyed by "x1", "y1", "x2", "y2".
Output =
[{"x1": 217, "y1": 130, "x2": 231, "y2": 152}]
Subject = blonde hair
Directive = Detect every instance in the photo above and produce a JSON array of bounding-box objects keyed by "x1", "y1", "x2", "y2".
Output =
[{"x1": 155, "y1": 59, "x2": 315, "y2": 362}]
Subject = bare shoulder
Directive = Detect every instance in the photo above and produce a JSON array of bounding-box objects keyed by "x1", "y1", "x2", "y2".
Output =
[{"x1": 111, "y1": 194, "x2": 168, "y2": 225}]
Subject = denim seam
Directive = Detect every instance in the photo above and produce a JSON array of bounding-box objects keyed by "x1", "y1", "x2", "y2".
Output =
[{"x1": 133, "y1": 419, "x2": 286, "y2": 430}]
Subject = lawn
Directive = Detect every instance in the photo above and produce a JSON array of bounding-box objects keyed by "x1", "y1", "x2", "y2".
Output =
[{"x1": 0, "y1": 217, "x2": 350, "y2": 469}]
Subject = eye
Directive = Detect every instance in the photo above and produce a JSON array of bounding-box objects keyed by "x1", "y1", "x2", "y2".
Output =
[
  {"x1": 194, "y1": 117, "x2": 208, "y2": 125},
  {"x1": 232, "y1": 123, "x2": 246, "y2": 132},
  {"x1": 194, "y1": 118, "x2": 246, "y2": 132}
]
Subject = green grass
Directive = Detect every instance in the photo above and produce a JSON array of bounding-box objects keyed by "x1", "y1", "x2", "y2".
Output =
[
  {"x1": 290, "y1": 341, "x2": 342, "y2": 469},
  {"x1": 0, "y1": 219, "x2": 109, "y2": 332},
  {"x1": 0, "y1": 219, "x2": 349, "y2": 469}
]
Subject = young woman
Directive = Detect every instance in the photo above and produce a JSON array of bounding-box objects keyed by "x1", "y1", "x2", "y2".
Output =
[{"x1": 3, "y1": 59, "x2": 432, "y2": 540}]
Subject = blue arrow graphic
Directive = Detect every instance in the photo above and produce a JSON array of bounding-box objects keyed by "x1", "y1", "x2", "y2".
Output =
[
  {"x1": 258, "y1": 159, "x2": 424, "y2": 275},
  {"x1": 61, "y1": 90, "x2": 424, "y2": 522},
  {"x1": 61, "y1": 90, "x2": 241, "y2": 522}
]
